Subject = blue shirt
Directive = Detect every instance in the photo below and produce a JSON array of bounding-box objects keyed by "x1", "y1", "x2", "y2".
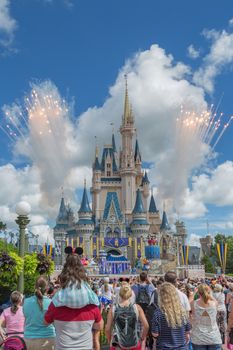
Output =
[
  {"x1": 151, "y1": 308, "x2": 191, "y2": 350},
  {"x1": 131, "y1": 283, "x2": 155, "y2": 298},
  {"x1": 23, "y1": 295, "x2": 55, "y2": 339}
]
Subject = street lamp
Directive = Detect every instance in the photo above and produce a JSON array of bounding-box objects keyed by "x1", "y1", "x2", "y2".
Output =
[{"x1": 15, "y1": 201, "x2": 31, "y2": 293}]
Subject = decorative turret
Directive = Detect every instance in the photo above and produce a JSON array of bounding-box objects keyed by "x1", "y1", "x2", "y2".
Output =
[
  {"x1": 93, "y1": 153, "x2": 101, "y2": 171},
  {"x1": 141, "y1": 171, "x2": 150, "y2": 185},
  {"x1": 134, "y1": 139, "x2": 141, "y2": 163},
  {"x1": 132, "y1": 189, "x2": 146, "y2": 214},
  {"x1": 78, "y1": 181, "x2": 92, "y2": 216},
  {"x1": 160, "y1": 210, "x2": 170, "y2": 231},
  {"x1": 131, "y1": 189, "x2": 149, "y2": 243},
  {"x1": 112, "y1": 133, "x2": 117, "y2": 153},
  {"x1": 148, "y1": 193, "x2": 161, "y2": 234},
  {"x1": 57, "y1": 196, "x2": 68, "y2": 221},
  {"x1": 149, "y1": 194, "x2": 158, "y2": 213},
  {"x1": 53, "y1": 194, "x2": 69, "y2": 267},
  {"x1": 77, "y1": 181, "x2": 94, "y2": 258},
  {"x1": 141, "y1": 171, "x2": 150, "y2": 211}
]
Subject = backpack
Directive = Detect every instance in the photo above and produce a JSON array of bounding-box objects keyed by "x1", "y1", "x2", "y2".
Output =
[
  {"x1": 112, "y1": 303, "x2": 139, "y2": 349},
  {"x1": 1, "y1": 336, "x2": 27, "y2": 350},
  {"x1": 135, "y1": 284, "x2": 151, "y2": 311},
  {"x1": 144, "y1": 290, "x2": 158, "y2": 350}
]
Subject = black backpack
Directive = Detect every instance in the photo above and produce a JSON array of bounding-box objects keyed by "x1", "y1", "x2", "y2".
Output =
[
  {"x1": 112, "y1": 303, "x2": 139, "y2": 349},
  {"x1": 144, "y1": 290, "x2": 158, "y2": 350},
  {"x1": 135, "y1": 284, "x2": 151, "y2": 311}
]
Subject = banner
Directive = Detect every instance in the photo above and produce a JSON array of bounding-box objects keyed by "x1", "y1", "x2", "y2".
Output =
[
  {"x1": 104, "y1": 237, "x2": 129, "y2": 248},
  {"x1": 217, "y1": 242, "x2": 228, "y2": 272},
  {"x1": 181, "y1": 245, "x2": 189, "y2": 265}
]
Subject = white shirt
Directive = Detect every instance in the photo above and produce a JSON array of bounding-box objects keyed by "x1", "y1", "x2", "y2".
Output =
[{"x1": 177, "y1": 289, "x2": 191, "y2": 312}]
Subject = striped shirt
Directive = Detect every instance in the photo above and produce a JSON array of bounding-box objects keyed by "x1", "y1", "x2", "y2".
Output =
[
  {"x1": 45, "y1": 302, "x2": 102, "y2": 350},
  {"x1": 151, "y1": 308, "x2": 191, "y2": 350}
]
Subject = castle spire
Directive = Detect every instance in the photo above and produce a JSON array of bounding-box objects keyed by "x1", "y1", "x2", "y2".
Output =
[
  {"x1": 149, "y1": 194, "x2": 158, "y2": 213},
  {"x1": 160, "y1": 210, "x2": 170, "y2": 231},
  {"x1": 78, "y1": 181, "x2": 92, "y2": 213},
  {"x1": 132, "y1": 189, "x2": 146, "y2": 213},
  {"x1": 123, "y1": 74, "x2": 130, "y2": 123},
  {"x1": 112, "y1": 132, "x2": 117, "y2": 153},
  {"x1": 134, "y1": 139, "x2": 141, "y2": 162},
  {"x1": 57, "y1": 195, "x2": 67, "y2": 220}
]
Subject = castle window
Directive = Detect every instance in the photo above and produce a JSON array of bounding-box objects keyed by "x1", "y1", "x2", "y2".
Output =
[
  {"x1": 107, "y1": 171, "x2": 111, "y2": 176},
  {"x1": 107, "y1": 163, "x2": 111, "y2": 168}
]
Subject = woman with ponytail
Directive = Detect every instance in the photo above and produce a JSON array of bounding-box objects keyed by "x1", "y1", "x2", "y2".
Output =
[
  {"x1": 105, "y1": 283, "x2": 148, "y2": 350},
  {"x1": 0, "y1": 291, "x2": 24, "y2": 340},
  {"x1": 23, "y1": 276, "x2": 55, "y2": 350},
  {"x1": 190, "y1": 283, "x2": 222, "y2": 350}
]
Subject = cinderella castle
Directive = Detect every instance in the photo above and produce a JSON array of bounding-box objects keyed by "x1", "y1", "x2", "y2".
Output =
[{"x1": 54, "y1": 80, "x2": 188, "y2": 273}]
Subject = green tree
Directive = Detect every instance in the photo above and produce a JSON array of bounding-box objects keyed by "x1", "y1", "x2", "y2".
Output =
[{"x1": 201, "y1": 254, "x2": 215, "y2": 273}]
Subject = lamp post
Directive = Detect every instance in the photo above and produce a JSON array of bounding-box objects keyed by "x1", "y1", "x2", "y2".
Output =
[{"x1": 15, "y1": 201, "x2": 31, "y2": 293}]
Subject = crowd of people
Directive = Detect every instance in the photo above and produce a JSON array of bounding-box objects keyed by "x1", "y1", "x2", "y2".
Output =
[{"x1": 1, "y1": 252, "x2": 233, "y2": 350}]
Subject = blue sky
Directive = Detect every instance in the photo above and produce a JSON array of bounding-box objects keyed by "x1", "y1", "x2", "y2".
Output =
[{"x1": 0, "y1": 0, "x2": 233, "y2": 244}]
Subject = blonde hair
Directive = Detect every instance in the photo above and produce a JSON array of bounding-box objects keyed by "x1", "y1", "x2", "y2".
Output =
[
  {"x1": 159, "y1": 282, "x2": 186, "y2": 328},
  {"x1": 198, "y1": 284, "x2": 211, "y2": 304},
  {"x1": 119, "y1": 283, "x2": 132, "y2": 301}
]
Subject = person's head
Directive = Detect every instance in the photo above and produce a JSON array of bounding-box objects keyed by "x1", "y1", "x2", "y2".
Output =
[
  {"x1": 214, "y1": 284, "x2": 222, "y2": 293},
  {"x1": 35, "y1": 276, "x2": 49, "y2": 311},
  {"x1": 159, "y1": 282, "x2": 186, "y2": 328},
  {"x1": 228, "y1": 283, "x2": 233, "y2": 292},
  {"x1": 156, "y1": 279, "x2": 164, "y2": 289},
  {"x1": 198, "y1": 284, "x2": 212, "y2": 303},
  {"x1": 59, "y1": 253, "x2": 88, "y2": 289},
  {"x1": 164, "y1": 271, "x2": 177, "y2": 287},
  {"x1": 119, "y1": 283, "x2": 132, "y2": 301},
  {"x1": 139, "y1": 271, "x2": 148, "y2": 283},
  {"x1": 10, "y1": 291, "x2": 23, "y2": 314}
]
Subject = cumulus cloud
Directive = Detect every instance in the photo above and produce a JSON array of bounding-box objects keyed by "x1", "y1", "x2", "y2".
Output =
[
  {"x1": 187, "y1": 44, "x2": 200, "y2": 59},
  {"x1": 187, "y1": 233, "x2": 201, "y2": 247},
  {"x1": 193, "y1": 28, "x2": 233, "y2": 93},
  {"x1": 0, "y1": 0, "x2": 17, "y2": 49},
  {"x1": 179, "y1": 161, "x2": 233, "y2": 218},
  {"x1": 1, "y1": 36, "x2": 233, "y2": 237}
]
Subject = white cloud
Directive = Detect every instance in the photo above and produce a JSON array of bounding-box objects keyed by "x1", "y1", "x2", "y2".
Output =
[
  {"x1": 179, "y1": 161, "x2": 233, "y2": 219},
  {"x1": 187, "y1": 44, "x2": 200, "y2": 59},
  {"x1": 0, "y1": 37, "x2": 233, "y2": 238},
  {"x1": 0, "y1": 0, "x2": 17, "y2": 49},
  {"x1": 193, "y1": 28, "x2": 233, "y2": 93},
  {"x1": 187, "y1": 233, "x2": 201, "y2": 247},
  {"x1": 229, "y1": 18, "x2": 233, "y2": 28}
]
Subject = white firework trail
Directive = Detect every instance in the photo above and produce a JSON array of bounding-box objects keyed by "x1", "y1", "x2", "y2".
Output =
[{"x1": 0, "y1": 80, "x2": 76, "y2": 207}]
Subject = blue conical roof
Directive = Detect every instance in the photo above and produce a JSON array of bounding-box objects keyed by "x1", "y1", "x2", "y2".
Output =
[
  {"x1": 93, "y1": 156, "x2": 101, "y2": 171},
  {"x1": 112, "y1": 133, "x2": 117, "y2": 153},
  {"x1": 142, "y1": 171, "x2": 150, "y2": 184},
  {"x1": 132, "y1": 189, "x2": 146, "y2": 213},
  {"x1": 78, "y1": 186, "x2": 92, "y2": 213},
  {"x1": 134, "y1": 139, "x2": 141, "y2": 162},
  {"x1": 149, "y1": 195, "x2": 157, "y2": 213},
  {"x1": 160, "y1": 211, "x2": 170, "y2": 230},
  {"x1": 57, "y1": 197, "x2": 67, "y2": 220}
]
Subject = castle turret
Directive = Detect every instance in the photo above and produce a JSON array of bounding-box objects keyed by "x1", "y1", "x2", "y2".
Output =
[
  {"x1": 131, "y1": 189, "x2": 149, "y2": 238},
  {"x1": 141, "y1": 171, "x2": 150, "y2": 211},
  {"x1": 160, "y1": 210, "x2": 170, "y2": 231},
  {"x1": 92, "y1": 145, "x2": 101, "y2": 221},
  {"x1": 134, "y1": 139, "x2": 143, "y2": 187},
  {"x1": 77, "y1": 181, "x2": 94, "y2": 258},
  {"x1": 148, "y1": 194, "x2": 161, "y2": 234},
  {"x1": 119, "y1": 76, "x2": 136, "y2": 218},
  {"x1": 53, "y1": 195, "x2": 69, "y2": 267}
]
